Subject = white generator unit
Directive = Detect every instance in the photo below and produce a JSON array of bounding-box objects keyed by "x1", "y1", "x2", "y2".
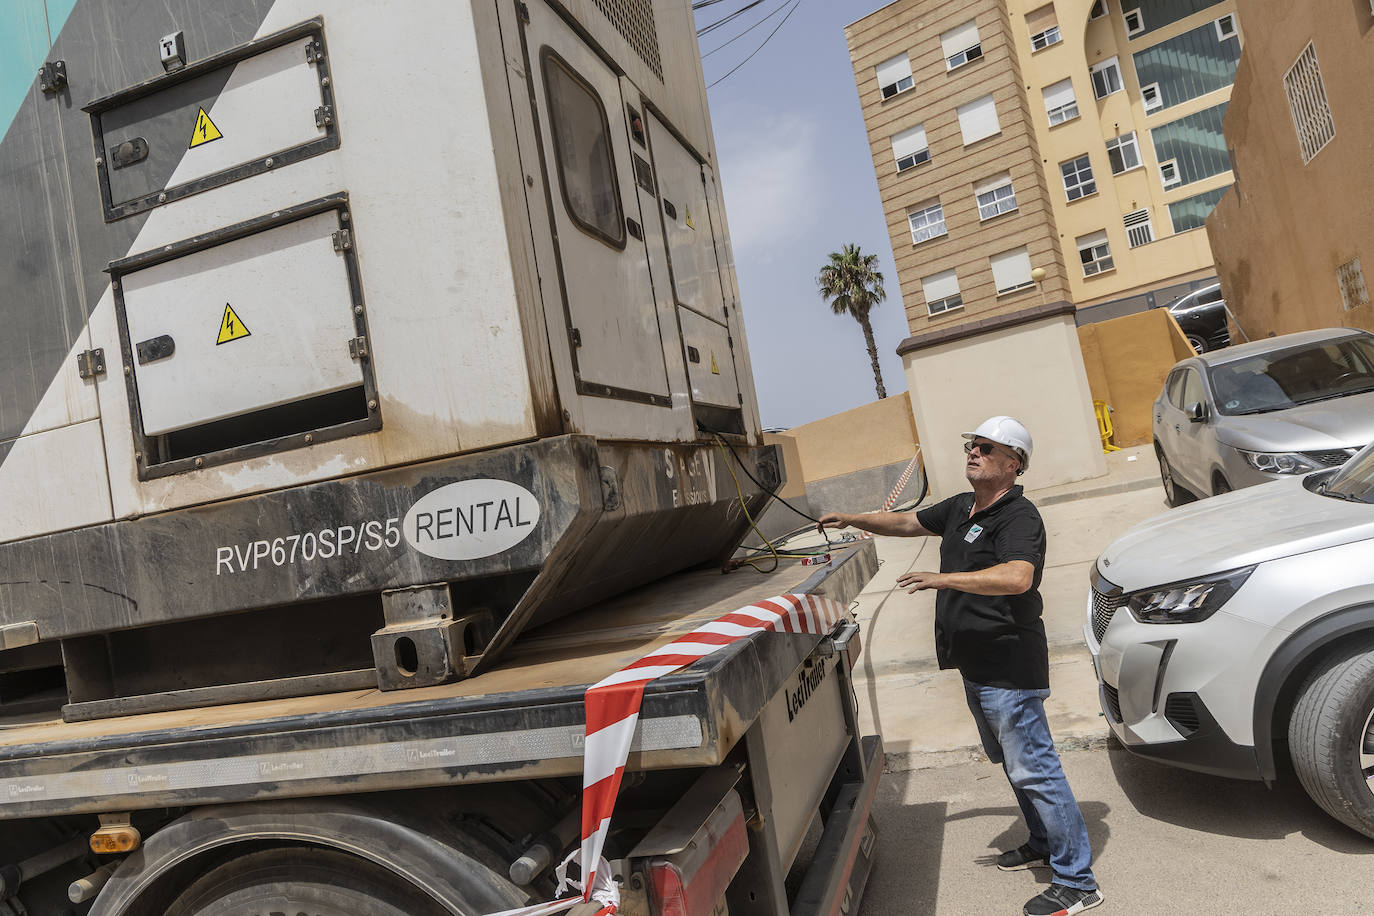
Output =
[{"x1": 0, "y1": 0, "x2": 777, "y2": 721}]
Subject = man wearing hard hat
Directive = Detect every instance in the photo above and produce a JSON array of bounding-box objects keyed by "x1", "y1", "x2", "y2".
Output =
[{"x1": 818, "y1": 417, "x2": 1102, "y2": 916}]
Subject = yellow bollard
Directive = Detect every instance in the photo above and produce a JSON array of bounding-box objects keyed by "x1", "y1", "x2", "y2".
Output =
[{"x1": 1094, "y1": 399, "x2": 1122, "y2": 453}]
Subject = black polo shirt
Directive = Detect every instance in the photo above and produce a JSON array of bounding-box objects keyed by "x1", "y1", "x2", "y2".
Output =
[{"x1": 915, "y1": 485, "x2": 1049, "y2": 689}]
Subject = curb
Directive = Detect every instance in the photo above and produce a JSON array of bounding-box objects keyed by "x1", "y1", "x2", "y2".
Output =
[
  {"x1": 882, "y1": 730, "x2": 1116, "y2": 774},
  {"x1": 1035, "y1": 475, "x2": 1162, "y2": 508}
]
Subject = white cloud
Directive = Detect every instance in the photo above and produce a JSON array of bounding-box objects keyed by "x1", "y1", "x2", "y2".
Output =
[{"x1": 712, "y1": 110, "x2": 825, "y2": 256}]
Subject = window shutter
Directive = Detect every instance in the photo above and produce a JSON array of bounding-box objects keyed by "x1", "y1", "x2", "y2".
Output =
[
  {"x1": 876, "y1": 53, "x2": 913, "y2": 88},
  {"x1": 1042, "y1": 79, "x2": 1076, "y2": 112},
  {"x1": 922, "y1": 269, "x2": 960, "y2": 302},
  {"x1": 940, "y1": 20, "x2": 980, "y2": 58},
  {"x1": 1078, "y1": 230, "x2": 1109, "y2": 249},
  {"x1": 990, "y1": 247, "x2": 1033, "y2": 293},
  {"x1": 975, "y1": 171, "x2": 1012, "y2": 196},
  {"x1": 957, "y1": 95, "x2": 1000, "y2": 144},
  {"x1": 1025, "y1": 3, "x2": 1058, "y2": 35},
  {"x1": 892, "y1": 124, "x2": 928, "y2": 160}
]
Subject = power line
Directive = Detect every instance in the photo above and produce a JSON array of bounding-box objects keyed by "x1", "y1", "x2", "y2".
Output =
[
  {"x1": 702, "y1": 0, "x2": 793, "y2": 58},
  {"x1": 697, "y1": 0, "x2": 769, "y2": 37},
  {"x1": 707, "y1": 0, "x2": 804, "y2": 89}
]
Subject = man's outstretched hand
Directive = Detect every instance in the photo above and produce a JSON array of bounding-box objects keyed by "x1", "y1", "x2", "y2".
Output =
[
  {"x1": 897, "y1": 570, "x2": 946, "y2": 593},
  {"x1": 817, "y1": 513, "x2": 850, "y2": 535}
]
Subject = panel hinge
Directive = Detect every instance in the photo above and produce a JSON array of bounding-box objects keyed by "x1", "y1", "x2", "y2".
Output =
[
  {"x1": 332, "y1": 229, "x2": 352, "y2": 251},
  {"x1": 570, "y1": 328, "x2": 582, "y2": 348},
  {"x1": 314, "y1": 105, "x2": 334, "y2": 128},
  {"x1": 305, "y1": 39, "x2": 325, "y2": 63},
  {"x1": 516, "y1": 1, "x2": 531, "y2": 23},
  {"x1": 348, "y1": 336, "x2": 369, "y2": 360},
  {"x1": 76, "y1": 348, "x2": 106, "y2": 380},
  {"x1": 738, "y1": 392, "x2": 744, "y2": 405},
  {"x1": 39, "y1": 60, "x2": 67, "y2": 94}
]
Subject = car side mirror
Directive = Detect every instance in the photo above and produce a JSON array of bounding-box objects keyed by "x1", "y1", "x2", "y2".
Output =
[{"x1": 1187, "y1": 401, "x2": 1208, "y2": 423}]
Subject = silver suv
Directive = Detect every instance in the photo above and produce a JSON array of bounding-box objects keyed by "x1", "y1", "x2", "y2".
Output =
[{"x1": 1087, "y1": 442, "x2": 1374, "y2": 837}]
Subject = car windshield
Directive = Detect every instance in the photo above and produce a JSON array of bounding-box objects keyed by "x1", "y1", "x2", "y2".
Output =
[
  {"x1": 1321, "y1": 444, "x2": 1374, "y2": 503},
  {"x1": 1207, "y1": 336, "x2": 1374, "y2": 415}
]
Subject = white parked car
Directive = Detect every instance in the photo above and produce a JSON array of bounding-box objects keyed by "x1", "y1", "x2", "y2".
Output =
[{"x1": 1086, "y1": 442, "x2": 1374, "y2": 837}]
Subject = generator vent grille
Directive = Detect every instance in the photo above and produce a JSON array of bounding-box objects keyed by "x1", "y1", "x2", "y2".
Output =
[{"x1": 592, "y1": 0, "x2": 664, "y2": 80}]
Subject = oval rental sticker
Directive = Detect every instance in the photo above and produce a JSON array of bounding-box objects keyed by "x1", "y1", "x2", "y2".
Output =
[{"x1": 403, "y1": 479, "x2": 541, "y2": 560}]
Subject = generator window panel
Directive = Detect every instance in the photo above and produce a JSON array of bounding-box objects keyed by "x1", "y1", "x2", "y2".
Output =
[
  {"x1": 649, "y1": 113, "x2": 725, "y2": 320},
  {"x1": 86, "y1": 19, "x2": 338, "y2": 221},
  {"x1": 678, "y1": 307, "x2": 740, "y2": 410},
  {"x1": 111, "y1": 195, "x2": 377, "y2": 478}
]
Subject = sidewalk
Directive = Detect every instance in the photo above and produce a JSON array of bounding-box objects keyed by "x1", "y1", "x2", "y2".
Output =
[{"x1": 840, "y1": 444, "x2": 1168, "y2": 772}]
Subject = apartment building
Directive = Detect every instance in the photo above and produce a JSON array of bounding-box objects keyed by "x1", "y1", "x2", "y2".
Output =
[
  {"x1": 1207, "y1": 0, "x2": 1374, "y2": 338},
  {"x1": 844, "y1": 0, "x2": 1240, "y2": 494}
]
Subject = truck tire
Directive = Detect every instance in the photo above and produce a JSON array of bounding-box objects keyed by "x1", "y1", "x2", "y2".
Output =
[
  {"x1": 163, "y1": 846, "x2": 454, "y2": 916},
  {"x1": 1288, "y1": 647, "x2": 1374, "y2": 838}
]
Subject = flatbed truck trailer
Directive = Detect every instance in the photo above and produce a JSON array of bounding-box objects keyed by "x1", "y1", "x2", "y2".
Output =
[{"x1": 0, "y1": 0, "x2": 885, "y2": 912}]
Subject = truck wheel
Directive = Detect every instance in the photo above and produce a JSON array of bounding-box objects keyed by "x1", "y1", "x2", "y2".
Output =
[
  {"x1": 1288, "y1": 647, "x2": 1374, "y2": 838},
  {"x1": 163, "y1": 846, "x2": 454, "y2": 916}
]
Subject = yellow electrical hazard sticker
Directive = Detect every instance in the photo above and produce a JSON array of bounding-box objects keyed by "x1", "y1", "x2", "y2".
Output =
[
  {"x1": 685, "y1": 206, "x2": 695, "y2": 230},
  {"x1": 217, "y1": 303, "x2": 251, "y2": 345},
  {"x1": 710, "y1": 353, "x2": 720, "y2": 375},
  {"x1": 190, "y1": 107, "x2": 223, "y2": 148}
]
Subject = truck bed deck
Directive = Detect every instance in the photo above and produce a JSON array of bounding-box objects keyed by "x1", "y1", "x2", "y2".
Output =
[{"x1": 0, "y1": 543, "x2": 876, "y2": 818}]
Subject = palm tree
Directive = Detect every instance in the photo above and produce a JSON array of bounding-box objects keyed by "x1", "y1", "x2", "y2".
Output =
[{"x1": 817, "y1": 244, "x2": 888, "y2": 399}]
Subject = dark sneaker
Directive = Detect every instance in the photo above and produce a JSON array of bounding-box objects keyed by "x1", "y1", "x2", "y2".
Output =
[
  {"x1": 1023, "y1": 883, "x2": 1103, "y2": 915},
  {"x1": 996, "y1": 843, "x2": 1049, "y2": 871}
]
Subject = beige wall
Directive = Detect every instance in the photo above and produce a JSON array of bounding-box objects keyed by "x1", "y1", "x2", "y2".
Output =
[
  {"x1": 1077, "y1": 308, "x2": 1192, "y2": 447},
  {"x1": 1206, "y1": 0, "x2": 1374, "y2": 338},
  {"x1": 904, "y1": 313, "x2": 1105, "y2": 497},
  {"x1": 763, "y1": 432, "x2": 808, "y2": 500},
  {"x1": 781, "y1": 393, "x2": 919, "y2": 484}
]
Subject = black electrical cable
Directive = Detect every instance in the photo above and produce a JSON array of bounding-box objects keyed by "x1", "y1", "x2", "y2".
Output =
[
  {"x1": 704, "y1": 428, "x2": 823, "y2": 525},
  {"x1": 697, "y1": 0, "x2": 770, "y2": 36},
  {"x1": 707, "y1": 0, "x2": 804, "y2": 88},
  {"x1": 702, "y1": 0, "x2": 793, "y2": 58}
]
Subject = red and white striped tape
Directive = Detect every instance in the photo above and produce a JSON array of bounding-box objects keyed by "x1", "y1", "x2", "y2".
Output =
[
  {"x1": 490, "y1": 592, "x2": 851, "y2": 916},
  {"x1": 859, "y1": 450, "x2": 923, "y2": 540}
]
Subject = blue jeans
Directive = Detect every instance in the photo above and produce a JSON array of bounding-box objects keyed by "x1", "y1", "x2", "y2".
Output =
[{"x1": 963, "y1": 678, "x2": 1096, "y2": 891}]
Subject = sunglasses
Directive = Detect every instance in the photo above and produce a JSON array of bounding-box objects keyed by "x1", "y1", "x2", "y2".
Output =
[{"x1": 964, "y1": 441, "x2": 1005, "y2": 458}]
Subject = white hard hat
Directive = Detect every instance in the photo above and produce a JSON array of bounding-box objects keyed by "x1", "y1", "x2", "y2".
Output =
[{"x1": 963, "y1": 416, "x2": 1033, "y2": 473}]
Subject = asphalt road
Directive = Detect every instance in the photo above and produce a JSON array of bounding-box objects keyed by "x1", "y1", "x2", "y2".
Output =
[{"x1": 858, "y1": 742, "x2": 1374, "y2": 915}]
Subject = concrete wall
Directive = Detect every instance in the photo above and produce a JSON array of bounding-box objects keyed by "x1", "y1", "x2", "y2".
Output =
[
  {"x1": 1078, "y1": 308, "x2": 1193, "y2": 447},
  {"x1": 784, "y1": 393, "x2": 919, "y2": 482},
  {"x1": 1206, "y1": 0, "x2": 1374, "y2": 338},
  {"x1": 904, "y1": 308, "x2": 1105, "y2": 498}
]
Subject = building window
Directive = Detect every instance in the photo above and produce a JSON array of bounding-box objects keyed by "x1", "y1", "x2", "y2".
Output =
[
  {"x1": 1132, "y1": 20, "x2": 1243, "y2": 114},
  {"x1": 922, "y1": 269, "x2": 963, "y2": 316},
  {"x1": 1089, "y1": 0, "x2": 1108, "y2": 20},
  {"x1": 1124, "y1": 8, "x2": 1144, "y2": 36},
  {"x1": 1338, "y1": 259, "x2": 1369, "y2": 311},
  {"x1": 956, "y1": 94, "x2": 1001, "y2": 145},
  {"x1": 1106, "y1": 132, "x2": 1142, "y2": 174},
  {"x1": 876, "y1": 53, "x2": 914, "y2": 99},
  {"x1": 1141, "y1": 82, "x2": 1162, "y2": 112},
  {"x1": 1167, "y1": 184, "x2": 1231, "y2": 232},
  {"x1": 990, "y1": 247, "x2": 1035, "y2": 295},
  {"x1": 1215, "y1": 14, "x2": 1238, "y2": 41},
  {"x1": 1043, "y1": 79, "x2": 1079, "y2": 125},
  {"x1": 891, "y1": 124, "x2": 930, "y2": 172},
  {"x1": 1159, "y1": 159, "x2": 1181, "y2": 187},
  {"x1": 1123, "y1": 208, "x2": 1154, "y2": 247},
  {"x1": 941, "y1": 20, "x2": 983, "y2": 71},
  {"x1": 1150, "y1": 102, "x2": 1232, "y2": 187},
  {"x1": 1283, "y1": 43, "x2": 1335, "y2": 164},
  {"x1": 1031, "y1": 25, "x2": 1062, "y2": 50},
  {"x1": 1061, "y1": 154, "x2": 1097, "y2": 200},
  {"x1": 1077, "y1": 231, "x2": 1115, "y2": 276},
  {"x1": 1090, "y1": 57, "x2": 1124, "y2": 98},
  {"x1": 976, "y1": 173, "x2": 1018, "y2": 220},
  {"x1": 908, "y1": 201, "x2": 947, "y2": 245}
]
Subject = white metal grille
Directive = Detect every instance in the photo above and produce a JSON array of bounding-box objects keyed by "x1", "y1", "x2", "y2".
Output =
[
  {"x1": 1283, "y1": 43, "x2": 1334, "y2": 164},
  {"x1": 1123, "y1": 209, "x2": 1154, "y2": 247},
  {"x1": 591, "y1": 0, "x2": 663, "y2": 80},
  {"x1": 1338, "y1": 258, "x2": 1369, "y2": 311}
]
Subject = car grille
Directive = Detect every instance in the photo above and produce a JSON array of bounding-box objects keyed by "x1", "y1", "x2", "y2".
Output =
[
  {"x1": 1302, "y1": 448, "x2": 1358, "y2": 467},
  {"x1": 1102, "y1": 683, "x2": 1122, "y2": 722},
  {"x1": 1091, "y1": 589, "x2": 1125, "y2": 643}
]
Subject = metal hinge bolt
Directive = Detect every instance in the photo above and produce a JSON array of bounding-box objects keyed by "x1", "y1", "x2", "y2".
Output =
[
  {"x1": 332, "y1": 229, "x2": 352, "y2": 251},
  {"x1": 76, "y1": 348, "x2": 105, "y2": 380},
  {"x1": 517, "y1": 1, "x2": 531, "y2": 23},
  {"x1": 305, "y1": 40, "x2": 325, "y2": 63},
  {"x1": 314, "y1": 105, "x2": 334, "y2": 128},
  {"x1": 570, "y1": 328, "x2": 582, "y2": 348},
  {"x1": 39, "y1": 60, "x2": 67, "y2": 94},
  {"x1": 348, "y1": 336, "x2": 369, "y2": 359}
]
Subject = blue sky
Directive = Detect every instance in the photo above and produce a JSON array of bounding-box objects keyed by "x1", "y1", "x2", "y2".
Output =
[{"x1": 694, "y1": 0, "x2": 910, "y2": 429}]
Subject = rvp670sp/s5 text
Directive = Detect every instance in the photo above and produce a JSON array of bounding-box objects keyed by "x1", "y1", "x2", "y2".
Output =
[{"x1": 215, "y1": 519, "x2": 402, "y2": 574}]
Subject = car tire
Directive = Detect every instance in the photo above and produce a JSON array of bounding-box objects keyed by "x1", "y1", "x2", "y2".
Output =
[
  {"x1": 1156, "y1": 446, "x2": 1189, "y2": 507},
  {"x1": 1288, "y1": 646, "x2": 1374, "y2": 839},
  {"x1": 1186, "y1": 332, "x2": 1208, "y2": 353}
]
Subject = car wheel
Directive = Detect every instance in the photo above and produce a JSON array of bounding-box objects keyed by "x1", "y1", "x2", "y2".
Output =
[
  {"x1": 1212, "y1": 474, "x2": 1232, "y2": 496},
  {"x1": 1288, "y1": 646, "x2": 1374, "y2": 839},
  {"x1": 1186, "y1": 333, "x2": 1208, "y2": 353},
  {"x1": 1156, "y1": 446, "x2": 1189, "y2": 507}
]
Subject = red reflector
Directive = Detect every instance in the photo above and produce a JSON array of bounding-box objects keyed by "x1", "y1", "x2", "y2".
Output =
[{"x1": 648, "y1": 792, "x2": 749, "y2": 916}]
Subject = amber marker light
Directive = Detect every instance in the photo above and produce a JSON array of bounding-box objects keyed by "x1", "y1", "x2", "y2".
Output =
[{"x1": 90, "y1": 825, "x2": 141, "y2": 855}]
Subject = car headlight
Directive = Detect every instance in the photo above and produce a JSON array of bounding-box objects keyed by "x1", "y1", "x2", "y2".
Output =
[
  {"x1": 1236, "y1": 449, "x2": 1320, "y2": 475},
  {"x1": 1126, "y1": 566, "x2": 1255, "y2": 624}
]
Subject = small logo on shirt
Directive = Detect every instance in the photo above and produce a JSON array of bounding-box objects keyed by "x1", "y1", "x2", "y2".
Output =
[{"x1": 964, "y1": 523, "x2": 984, "y2": 544}]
